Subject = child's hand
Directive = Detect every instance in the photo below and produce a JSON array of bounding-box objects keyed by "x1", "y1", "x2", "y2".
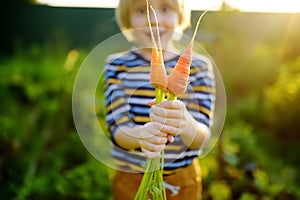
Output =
[
  {"x1": 150, "y1": 100, "x2": 193, "y2": 139},
  {"x1": 139, "y1": 122, "x2": 168, "y2": 158},
  {"x1": 148, "y1": 99, "x2": 175, "y2": 143}
]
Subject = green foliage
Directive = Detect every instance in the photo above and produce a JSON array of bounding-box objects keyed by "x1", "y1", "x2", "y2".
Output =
[
  {"x1": 1, "y1": 10, "x2": 300, "y2": 200},
  {"x1": 208, "y1": 181, "x2": 232, "y2": 200},
  {"x1": 0, "y1": 43, "x2": 112, "y2": 199},
  {"x1": 55, "y1": 158, "x2": 112, "y2": 200},
  {"x1": 263, "y1": 57, "x2": 300, "y2": 137},
  {"x1": 201, "y1": 121, "x2": 299, "y2": 199},
  {"x1": 198, "y1": 11, "x2": 300, "y2": 199},
  {"x1": 238, "y1": 193, "x2": 256, "y2": 200}
]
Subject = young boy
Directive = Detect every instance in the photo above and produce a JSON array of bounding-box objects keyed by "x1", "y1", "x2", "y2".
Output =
[{"x1": 105, "y1": 0, "x2": 215, "y2": 199}]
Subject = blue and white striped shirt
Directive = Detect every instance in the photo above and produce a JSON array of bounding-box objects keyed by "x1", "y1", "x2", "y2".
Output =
[{"x1": 104, "y1": 50, "x2": 215, "y2": 173}]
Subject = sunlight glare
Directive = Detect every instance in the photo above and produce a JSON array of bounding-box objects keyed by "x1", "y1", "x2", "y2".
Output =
[
  {"x1": 227, "y1": 0, "x2": 300, "y2": 13},
  {"x1": 37, "y1": 0, "x2": 300, "y2": 13}
]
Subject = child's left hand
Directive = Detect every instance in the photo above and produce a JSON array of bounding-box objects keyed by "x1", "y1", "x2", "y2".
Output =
[{"x1": 149, "y1": 100, "x2": 194, "y2": 139}]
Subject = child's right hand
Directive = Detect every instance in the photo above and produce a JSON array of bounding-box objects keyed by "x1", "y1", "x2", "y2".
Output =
[{"x1": 139, "y1": 122, "x2": 169, "y2": 158}]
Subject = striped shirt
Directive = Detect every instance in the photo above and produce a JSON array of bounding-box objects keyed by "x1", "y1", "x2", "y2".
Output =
[{"x1": 104, "y1": 50, "x2": 215, "y2": 173}]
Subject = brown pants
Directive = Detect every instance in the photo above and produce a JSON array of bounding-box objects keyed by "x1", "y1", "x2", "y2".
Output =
[{"x1": 113, "y1": 159, "x2": 202, "y2": 200}]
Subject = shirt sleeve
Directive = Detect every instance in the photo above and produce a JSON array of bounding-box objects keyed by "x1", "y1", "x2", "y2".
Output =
[
  {"x1": 104, "y1": 62, "x2": 134, "y2": 145},
  {"x1": 186, "y1": 55, "x2": 215, "y2": 128}
]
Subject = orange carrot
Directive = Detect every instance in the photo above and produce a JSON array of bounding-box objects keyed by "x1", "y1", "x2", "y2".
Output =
[
  {"x1": 148, "y1": 3, "x2": 167, "y2": 91},
  {"x1": 150, "y1": 48, "x2": 167, "y2": 90},
  {"x1": 134, "y1": 3, "x2": 167, "y2": 200},
  {"x1": 167, "y1": 42, "x2": 192, "y2": 95},
  {"x1": 167, "y1": 9, "x2": 209, "y2": 96}
]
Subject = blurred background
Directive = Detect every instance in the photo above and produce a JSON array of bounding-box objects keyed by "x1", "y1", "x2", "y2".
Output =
[{"x1": 1, "y1": 0, "x2": 299, "y2": 199}]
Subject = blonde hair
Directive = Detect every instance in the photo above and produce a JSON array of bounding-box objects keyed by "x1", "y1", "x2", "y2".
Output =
[{"x1": 115, "y1": 0, "x2": 191, "y2": 32}]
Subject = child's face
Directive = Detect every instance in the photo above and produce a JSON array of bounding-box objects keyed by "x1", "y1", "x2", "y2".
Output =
[{"x1": 129, "y1": 0, "x2": 180, "y2": 49}]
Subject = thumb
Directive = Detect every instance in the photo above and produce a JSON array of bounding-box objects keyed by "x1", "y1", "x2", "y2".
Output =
[{"x1": 147, "y1": 98, "x2": 156, "y2": 106}]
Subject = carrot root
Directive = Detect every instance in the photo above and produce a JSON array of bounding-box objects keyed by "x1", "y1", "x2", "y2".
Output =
[{"x1": 167, "y1": 9, "x2": 209, "y2": 96}]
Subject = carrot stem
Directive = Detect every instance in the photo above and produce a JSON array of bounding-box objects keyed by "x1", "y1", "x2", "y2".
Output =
[
  {"x1": 167, "y1": 92, "x2": 177, "y2": 100},
  {"x1": 136, "y1": 5, "x2": 211, "y2": 200},
  {"x1": 134, "y1": 2, "x2": 171, "y2": 200}
]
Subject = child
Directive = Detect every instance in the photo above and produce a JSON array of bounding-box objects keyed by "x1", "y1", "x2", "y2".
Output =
[{"x1": 104, "y1": 0, "x2": 215, "y2": 199}]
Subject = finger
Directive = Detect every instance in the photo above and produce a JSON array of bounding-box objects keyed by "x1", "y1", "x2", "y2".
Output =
[
  {"x1": 140, "y1": 140, "x2": 165, "y2": 153},
  {"x1": 151, "y1": 105, "x2": 181, "y2": 119},
  {"x1": 150, "y1": 112, "x2": 181, "y2": 128},
  {"x1": 149, "y1": 135, "x2": 168, "y2": 144},
  {"x1": 141, "y1": 123, "x2": 168, "y2": 139},
  {"x1": 158, "y1": 100, "x2": 185, "y2": 109},
  {"x1": 139, "y1": 123, "x2": 168, "y2": 144},
  {"x1": 167, "y1": 135, "x2": 174, "y2": 143},
  {"x1": 140, "y1": 130, "x2": 168, "y2": 144},
  {"x1": 153, "y1": 122, "x2": 181, "y2": 136},
  {"x1": 142, "y1": 148, "x2": 161, "y2": 159},
  {"x1": 147, "y1": 98, "x2": 156, "y2": 106}
]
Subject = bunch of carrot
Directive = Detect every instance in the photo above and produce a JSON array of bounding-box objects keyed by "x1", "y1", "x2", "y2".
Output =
[{"x1": 134, "y1": 1, "x2": 208, "y2": 199}]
